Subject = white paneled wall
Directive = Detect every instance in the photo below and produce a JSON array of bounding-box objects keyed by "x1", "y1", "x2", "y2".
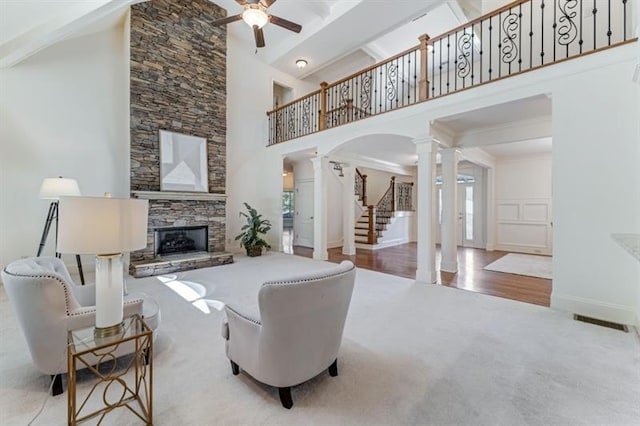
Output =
[
  {"x1": 496, "y1": 199, "x2": 552, "y2": 254},
  {"x1": 495, "y1": 154, "x2": 552, "y2": 255}
]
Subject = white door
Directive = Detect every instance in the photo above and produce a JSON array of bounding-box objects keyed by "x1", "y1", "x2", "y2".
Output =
[
  {"x1": 437, "y1": 182, "x2": 477, "y2": 247},
  {"x1": 294, "y1": 180, "x2": 314, "y2": 247},
  {"x1": 458, "y1": 184, "x2": 474, "y2": 247}
]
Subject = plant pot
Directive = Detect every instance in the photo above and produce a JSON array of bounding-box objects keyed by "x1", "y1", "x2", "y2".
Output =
[{"x1": 246, "y1": 246, "x2": 262, "y2": 257}]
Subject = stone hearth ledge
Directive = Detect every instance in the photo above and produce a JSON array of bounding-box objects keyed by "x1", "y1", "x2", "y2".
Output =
[{"x1": 129, "y1": 251, "x2": 233, "y2": 278}]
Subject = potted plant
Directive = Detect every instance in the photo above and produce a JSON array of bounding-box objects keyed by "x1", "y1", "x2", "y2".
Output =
[{"x1": 235, "y1": 202, "x2": 272, "y2": 257}]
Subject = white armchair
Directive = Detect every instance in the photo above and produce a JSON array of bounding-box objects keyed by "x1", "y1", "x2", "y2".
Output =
[
  {"x1": 1, "y1": 256, "x2": 160, "y2": 395},
  {"x1": 221, "y1": 260, "x2": 356, "y2": 408}
]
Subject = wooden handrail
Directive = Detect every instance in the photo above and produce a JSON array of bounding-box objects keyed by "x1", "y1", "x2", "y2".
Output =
[
  {"x1": 326, "y1": 44, "x2": 421, "y2": 89},
  {"x1": 355, "y1": 168, "x2": 367, "y2": 206},
  {"x1": 266, "y1": 0, "x2": 635, "y2": 145},
  {"x1": 375, "y1": 176, "x2": 396, "y2": 215},
  {"x1": 267, "y1": 89, "x2": 321, "y2": 116}
]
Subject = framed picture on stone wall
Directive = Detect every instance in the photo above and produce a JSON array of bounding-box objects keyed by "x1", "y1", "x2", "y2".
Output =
[{"x1": 160, "y1": 130, "x2": 208, "y2": 192}]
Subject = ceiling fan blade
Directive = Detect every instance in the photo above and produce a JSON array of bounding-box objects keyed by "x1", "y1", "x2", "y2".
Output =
[
  {"x1": 261, "y1": 0, "x2": 277, "y2": 6},
  {"x1": 212, "y1": 14, "x2": 243, "y2": 26},
  {"x1": 269, "y1": 15, "x2": 302, "y2": 33},
  {"x1": 253, "y1": 26, "x2": 266, "y2": 48}
]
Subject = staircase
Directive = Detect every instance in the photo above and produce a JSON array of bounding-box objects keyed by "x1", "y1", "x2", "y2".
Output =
[
  {"x1": 355, "y1": 208, "x2": 393, "y2": 245},
  {"x1": 353, "y1": 173, "x2": 414, "y2": 248}
]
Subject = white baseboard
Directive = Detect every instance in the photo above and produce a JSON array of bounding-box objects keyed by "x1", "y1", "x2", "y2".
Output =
[
  {"x1": 328, "y1": 240, "x2": 343, "y2": 249},
  {"x1": 495, "y1": 244, "x2": 551, "y2": 256},
  {"x1": 551, "y1": 292, "x2": 637, "y2": 325}
]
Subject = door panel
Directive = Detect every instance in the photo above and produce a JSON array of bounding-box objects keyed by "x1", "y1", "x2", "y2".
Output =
[{"x1": 294, "y1": 180, "x2": 314, "y2": 248}]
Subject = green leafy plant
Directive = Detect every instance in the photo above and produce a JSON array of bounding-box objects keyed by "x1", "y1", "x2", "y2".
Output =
[{"x1": 234, "y1": 202, "x2": 272, "y2": 257}]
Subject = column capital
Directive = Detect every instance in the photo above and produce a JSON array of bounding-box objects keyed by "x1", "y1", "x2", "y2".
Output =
[
  {"x1": 412, "y1": 135, "x2": 435, "y2": 145},
  {"x1": 440, "y1": 147, "x2": 460, "y2": 159},
  {"x1": 311, "y1": 156, "x2": 328, "y2": 169},
  {"x1": 414, "y1": 137, "x2": 439, "y2": 154}
]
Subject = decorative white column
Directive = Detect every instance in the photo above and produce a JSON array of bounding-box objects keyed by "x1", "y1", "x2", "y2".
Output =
[
  {"x1": 414, "y1": 137, "x2": 438, "y2": 283},
  {"x1": 485, "y1": 167, "x2": 496, "y2": 251},
  {"x1": 342, "y1": 165, "x2": 356, "y2": 255},
  {"x1": 312, "y1": 157, "x2": 328, "y2": 260},
  {"x1": 440, "y1": 148, "x2": 459, "y2": 273}
]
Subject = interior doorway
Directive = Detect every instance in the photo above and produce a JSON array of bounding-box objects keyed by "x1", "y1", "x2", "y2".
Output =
[
  {"x1": 273, "y1": 82, "x2": 293, "y2": 109},
  {"x1": 436, "y1": 164, "x2": 485, "y2": 249},
  {"x1": 294, "y1": 180, "x2": 314, "y2": 248}
]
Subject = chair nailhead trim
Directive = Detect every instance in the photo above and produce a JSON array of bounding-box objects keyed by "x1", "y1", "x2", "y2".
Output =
[
  {"x1": 262, "y1": 266, "x2": 355, "y2": 288},
  {"x1": 3, "y1": 269, "x2": 74, "y2": 315},
  {"x1": 226, "y1": 306, "x2": 261, "y2": 325}
]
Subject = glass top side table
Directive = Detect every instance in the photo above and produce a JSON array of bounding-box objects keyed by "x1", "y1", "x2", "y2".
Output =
[{"x1": 67, "y1": 314, "x2": 153, "y2": 425}]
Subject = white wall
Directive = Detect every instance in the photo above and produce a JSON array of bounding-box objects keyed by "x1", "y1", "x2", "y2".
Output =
[
  {"x1": 375, "y1": 211, "x2": 416, "y2": 248},
  {"x1": 266, "y1": 41, "x2": 639, "y2": 324},
  {"x1": 226, "y1": 34, "x2": 317, "y2": 254},
  {"x1": 358, "y1": 166, "x2": 414, "y2": 207},
  {"x1": 494, "y1": 153, "x2": 552, "y2": 254},
  {"x1": 0, "y1": 25, "x2": 129, "y2": 273},
  {"x1": 551, "y1": 59, "x2": 640, "y2": 325}
]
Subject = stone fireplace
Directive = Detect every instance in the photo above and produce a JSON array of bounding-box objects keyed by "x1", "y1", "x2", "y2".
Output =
[{"x1": 127, "y1": 0, "x2": 232, "y2": 278}]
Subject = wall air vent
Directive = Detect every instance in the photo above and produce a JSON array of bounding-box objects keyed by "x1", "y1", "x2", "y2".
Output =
[{"x1": 573, "y1": 314, "x2": 628, "y2": 332}]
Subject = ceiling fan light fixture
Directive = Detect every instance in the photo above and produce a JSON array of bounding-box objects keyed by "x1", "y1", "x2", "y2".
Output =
[
  {"x1": 242, "y1": 6, "x2": 269, "y2": 29},
  {"x1": 296, "y1": 59, "x2": 308, "y2": 69}
]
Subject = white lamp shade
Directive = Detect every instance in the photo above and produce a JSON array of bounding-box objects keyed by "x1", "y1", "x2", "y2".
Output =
[
  {"x1": 242, "y1": 8, "x2": 268, "y2": 28},
  {"x1": 39, "y1": 177, "x2": 81, "y2": 199},
  {"x1": 57, "y1": 196, "x2": 149, "y2": 255}
]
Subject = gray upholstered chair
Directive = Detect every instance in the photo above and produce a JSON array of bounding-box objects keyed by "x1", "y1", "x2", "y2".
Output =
[
  {"x1": 221, "y1": 260, "x2": 356, "y2": 409},
  {"x1": 1, "y1": 256, "x2": 160, "y2": 395}
]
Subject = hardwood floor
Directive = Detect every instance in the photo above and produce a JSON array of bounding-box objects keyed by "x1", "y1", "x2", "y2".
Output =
[{"x1": 290, "y1": 242, "x2": 552, "y2": 307}]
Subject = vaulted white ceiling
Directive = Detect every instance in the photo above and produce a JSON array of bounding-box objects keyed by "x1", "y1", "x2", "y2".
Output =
[{"x1": 213, "y1": 0, "x2": 480, "y2": 84}]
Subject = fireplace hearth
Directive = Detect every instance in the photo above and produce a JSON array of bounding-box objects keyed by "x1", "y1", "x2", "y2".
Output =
[{"x1": 154, "y1": 226, "x2": 208, "y2": 257}]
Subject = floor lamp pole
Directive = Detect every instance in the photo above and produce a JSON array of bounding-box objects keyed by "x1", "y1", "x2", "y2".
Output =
[{"x1": 37, "y1": 201, "x2": 85, "y2": 285}]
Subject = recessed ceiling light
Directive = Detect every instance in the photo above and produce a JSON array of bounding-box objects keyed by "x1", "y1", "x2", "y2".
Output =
[{"x1": 296, "y1": 59, "x2": 308, "y2": 69}]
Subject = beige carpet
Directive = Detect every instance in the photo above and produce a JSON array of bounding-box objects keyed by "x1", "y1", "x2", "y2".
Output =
[
  {"x1": 483, "y1": 253, "x2": 553, "y2": 279},
  {"x1": 1, "y1": 252, "x2": 638, "y2": 425}
]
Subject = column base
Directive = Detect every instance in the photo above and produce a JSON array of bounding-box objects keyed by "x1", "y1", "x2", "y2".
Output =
[
  {"x1": 440, "y1": 261, "x2": 458, "y2": 273},
  {"x1": 313, "y1": 250, "x2": 328, "y2": 261},
  {"x1": 342, "y1": 246, "x2": 356, "y2": 256},
  {"x1": 416, "y1": 268, "x2": 437, "y2": 283},
  {"x1": 485, "y1": 244, "x2": 495, "y2": 251}
]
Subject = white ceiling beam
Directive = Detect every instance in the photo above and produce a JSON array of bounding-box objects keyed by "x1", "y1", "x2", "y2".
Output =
[
  {"x1": 304, "y1": 1, "x2": 333, "y2": 20},
  {"x1": 0, "y1": 0, "x2": 147, "y2": 68},
  {"x1": 456, "y1": 117, "x2": 552, "y2": 147}
]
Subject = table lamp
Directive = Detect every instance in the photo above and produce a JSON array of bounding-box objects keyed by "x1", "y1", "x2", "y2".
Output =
[{"x1": 57, "y1": 195, "x2": 149, "y2": 338}]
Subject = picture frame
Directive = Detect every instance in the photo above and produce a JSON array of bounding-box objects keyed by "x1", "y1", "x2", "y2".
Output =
[{"x1": 159, "y1": 130, "x2": 208, "y2": 192}]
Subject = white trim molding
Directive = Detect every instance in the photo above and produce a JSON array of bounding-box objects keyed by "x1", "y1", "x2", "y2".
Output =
[{"x1": 551, "y1": 293, "x2": 638, "y2": 326}]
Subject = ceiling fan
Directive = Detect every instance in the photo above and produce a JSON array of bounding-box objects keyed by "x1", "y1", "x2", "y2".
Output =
[{"x1": 212, "y1": 0, "x2": 302, "y2": 48}]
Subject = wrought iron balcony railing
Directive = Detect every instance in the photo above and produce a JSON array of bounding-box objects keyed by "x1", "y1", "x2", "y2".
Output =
[{"x1": 267, "y1": 0, "x2": 636, "y2": 146}]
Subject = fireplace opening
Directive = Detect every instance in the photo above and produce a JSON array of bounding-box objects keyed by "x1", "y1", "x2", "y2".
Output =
[{"x1": 154, "y1": 226, "x2": 208, "y2": 257}]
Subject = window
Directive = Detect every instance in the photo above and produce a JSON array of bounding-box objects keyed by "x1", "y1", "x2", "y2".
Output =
[{"x1": 283, "y1": 191, "x2": 294, "y2": 228}]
